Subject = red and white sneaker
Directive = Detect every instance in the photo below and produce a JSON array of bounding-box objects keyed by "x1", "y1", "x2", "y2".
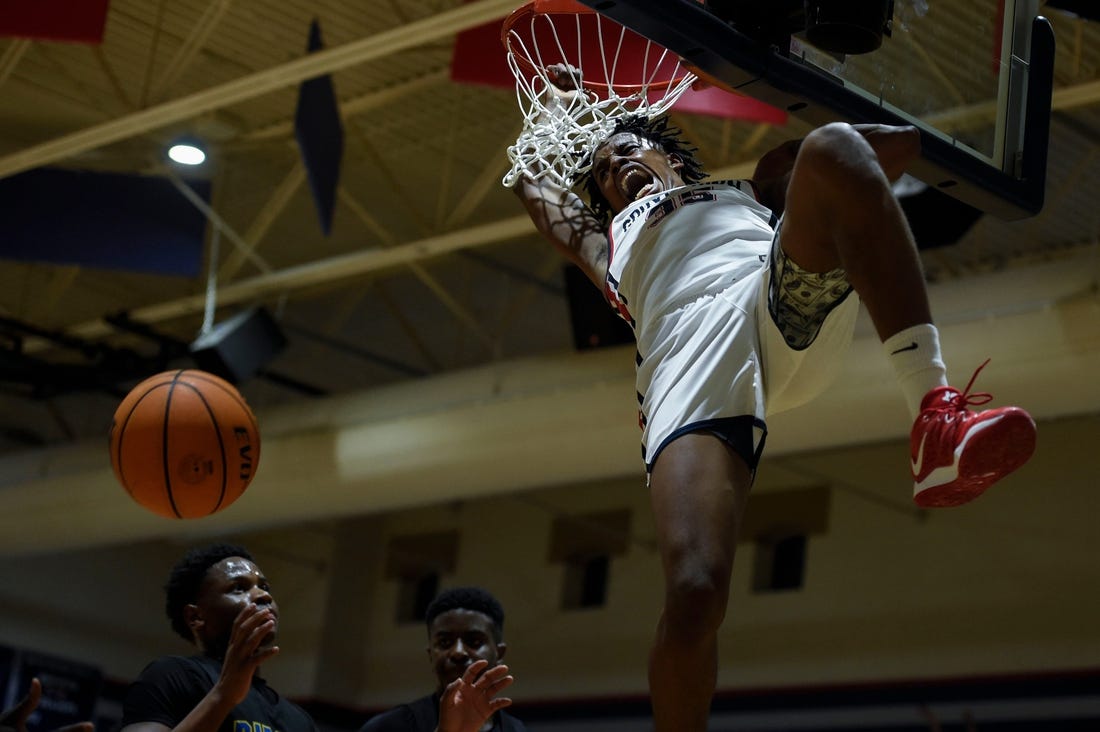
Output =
[{"x1": 910, "y1": 360, "x2": 1036, "y2": 508}]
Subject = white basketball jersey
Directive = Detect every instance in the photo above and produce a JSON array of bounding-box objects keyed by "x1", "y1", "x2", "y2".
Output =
[
  {"x1": 604, "y1": 179, "x2": 777, "y2": 337},
  {"x1": 598, "y1": 179, "x2": 858, "y2": 472}
]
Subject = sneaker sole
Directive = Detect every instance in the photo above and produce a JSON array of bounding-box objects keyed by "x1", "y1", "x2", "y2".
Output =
[{"x1": 912, "y1": 409, "x2": 1036, "y2": 508}]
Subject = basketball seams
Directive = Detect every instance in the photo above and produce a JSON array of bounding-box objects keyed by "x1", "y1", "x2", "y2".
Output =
[
  {"x1": 183, "y1": 371, "x2": 260, "y2": 435},
  {"x1": 175, "y1": 381, "x2": 229, "y2": 514},
  {"x1": 180, "y1": 372, "x2": 260, "y2": 509},
  {"x1": 110, "y1": 369, "x2": 258, "y2": 519},
  {"x1": 162, "y1": 375, "x2": 184, "y2": 519},
  {"x1": 112, "y1": 381, "x2": 174, "y2": 500}
]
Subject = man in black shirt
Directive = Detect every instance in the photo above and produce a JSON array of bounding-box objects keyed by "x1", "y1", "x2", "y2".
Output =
[
  {"x1": 120, "y1": 543, "x2": 316, "y2": 732},
  {"x1": 361, "y1": 587, "x2": 527, "y2": 732}
]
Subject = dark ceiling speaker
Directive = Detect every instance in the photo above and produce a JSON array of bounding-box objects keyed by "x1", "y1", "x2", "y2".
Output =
[{"x1": 190, "y1": 307, "x2": 288, "y2": 384}]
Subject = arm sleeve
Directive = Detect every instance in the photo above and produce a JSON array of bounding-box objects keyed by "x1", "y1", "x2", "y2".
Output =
[{"x1": 121, "y1": 657, "x2": 208, "y2": 728}]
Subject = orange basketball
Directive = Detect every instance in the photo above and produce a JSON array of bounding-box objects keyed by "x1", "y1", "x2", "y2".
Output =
[{"x1": 109, "y1": 369, "x2": 261, "y2": 519}]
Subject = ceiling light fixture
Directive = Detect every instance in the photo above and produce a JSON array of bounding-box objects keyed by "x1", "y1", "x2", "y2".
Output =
[{"x1": 167, "y1": 141, "x2": 206, "y2": 165}]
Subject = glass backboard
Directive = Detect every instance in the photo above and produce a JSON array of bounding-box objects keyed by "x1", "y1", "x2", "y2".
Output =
[{"x1": 578, "y1": 0, "x2": 1054, "y2": 219}]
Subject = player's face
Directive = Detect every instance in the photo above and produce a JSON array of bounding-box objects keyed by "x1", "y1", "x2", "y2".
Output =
[
  {"x1": 592, "y1": 132, "x2": 684, "y2": 214},
  {"x1": 427, "y1": 609, "x2": 505, "y2": 693},
  {"x1": 189, "y1": 557, "x2": 278, "y2": 656}
]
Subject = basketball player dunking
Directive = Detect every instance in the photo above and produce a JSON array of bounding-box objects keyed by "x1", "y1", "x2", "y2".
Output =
[{"x1": 512, "y1": 64, "x2": 1037, "y2": 732}]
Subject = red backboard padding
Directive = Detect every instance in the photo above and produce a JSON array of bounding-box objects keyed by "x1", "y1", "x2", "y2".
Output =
[
  {"x1": 451, "y1": 16, "x2": 513, "y2": 88},
  {"x1": 0, "y1": 0, "x2": 110, "y2": 43},
  {"x1": 451, "y1": 7, "x2": 786, "y2": 125},
  {"x1": 676, "y1": 84, "x2": 787, "y2": 125}
]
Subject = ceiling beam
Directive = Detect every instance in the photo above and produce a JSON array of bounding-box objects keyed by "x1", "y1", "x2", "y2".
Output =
[
  {"x1": 23, "y1": 157, "x2": 757, "y2": 353},
  {"x1": 376, "y1": 281, "x2": 443, "y2": 372},
  {"x1": 443, "y1": 124, "x2": 521, "y2": 228},
  {"x1": 92, "y1": 46, "x2": 136, "y2": 110},
  {"x1": 149, "y1": 0, "x2": 234, "y2": 102},
  {"x1": 219, "y1": 160, "x2": 306, "y2": 281},
  {"x1": 138, "y1": 0, "x2": 168, "y2": 107},
  {"x1": 0, "y1": 39, "x2": 31, "y2": 89},
  {"x1": 166, "y1": 171, "x2": 273, "y2": 274},
  {"x1": 0, "y1": 0, "x2": 517, "y2": 180},
  {"x1": 239, "y1": 68, "x2": 450, "y2": 143},
  {"x1": 339, "y1": 187, "x2": 496, "y2": 350},
  {"x1": 31, "y1": 214, "x2": 538, "y2": 348},
  {"x1": 337, "y1": 186, "x2": 397, "y2": 245}
]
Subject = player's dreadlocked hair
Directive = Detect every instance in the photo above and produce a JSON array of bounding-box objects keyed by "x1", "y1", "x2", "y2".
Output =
[
  {"x1": 165, "y1": 543, "x2": 254, "y2": 643},
  {"x1": 578, "y1": 113, "x2": 706, "y2": 227},
  {"x1": 425, "y1": 586, "x2": 506, "y2": 643}
]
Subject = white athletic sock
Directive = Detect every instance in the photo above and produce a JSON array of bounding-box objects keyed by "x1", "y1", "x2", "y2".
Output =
[{"x1": 884, "y1": 323, "x2": 948, "y2": 419}]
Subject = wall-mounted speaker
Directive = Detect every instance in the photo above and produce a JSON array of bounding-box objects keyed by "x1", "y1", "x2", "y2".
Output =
[{"x1": 190, "y1": 307, "x2": 287, "y2": 384}]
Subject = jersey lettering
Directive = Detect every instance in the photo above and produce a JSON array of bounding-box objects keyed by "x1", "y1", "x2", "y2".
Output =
[
  {"x1": 619, "y1": 194, "x2": 667, "y2": 234},
  {"x1": 234, "y1": 721, "x2": 275, "y2": 732},
  {"x1": 618, "y1": 181, "x2": 752, "y2": 236},
  {"x1": 646, "y1": 190, "x2": 717, "y2": 230}
]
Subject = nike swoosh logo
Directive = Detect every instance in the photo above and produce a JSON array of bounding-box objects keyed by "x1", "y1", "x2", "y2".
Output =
[
  {"x1": 911, "y1": 431, "x2": 929, "y2": 476},
  {"x1": 891, "y1": 342, "x2": 919, "y2": 355}
]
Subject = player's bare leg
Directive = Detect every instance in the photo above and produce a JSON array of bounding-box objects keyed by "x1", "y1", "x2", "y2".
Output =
[{"x1": 647, "y1": 433, "x2": 751, "y2": 732}]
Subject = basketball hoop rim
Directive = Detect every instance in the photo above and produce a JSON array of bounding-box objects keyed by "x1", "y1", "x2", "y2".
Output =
[{"x1": 500, "y1": 0, "x2": 692, "y2": 95}]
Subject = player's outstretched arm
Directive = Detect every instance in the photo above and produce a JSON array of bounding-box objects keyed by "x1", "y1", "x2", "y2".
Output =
[
  {"x1": 511, "y1": 63, "x2": 609, "y2": 290},
  {"x1": 435, "y1": 659, "x2": 515, "y2": 732},
  {"x1": 0, "y1": 679, "x2": 94, "y2": 732},
  {"x1": 513, "y1": 173, "x2": 608, "y2": 289}
]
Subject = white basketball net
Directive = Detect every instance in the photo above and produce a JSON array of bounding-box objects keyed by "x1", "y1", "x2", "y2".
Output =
[{"x1": 502, "y1": 7, "x2": 697, "y2": 189}]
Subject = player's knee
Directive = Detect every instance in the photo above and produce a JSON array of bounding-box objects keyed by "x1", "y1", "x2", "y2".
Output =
[
  {"x1": 802, "y1": 121, "x2": 862, "y2": 155},
  {"x1": 663, "y1": 563, "x2": 731, "y2": 637},
  {"x1": 800, "y1": 123, "x2": 886, "y2": 192}
]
